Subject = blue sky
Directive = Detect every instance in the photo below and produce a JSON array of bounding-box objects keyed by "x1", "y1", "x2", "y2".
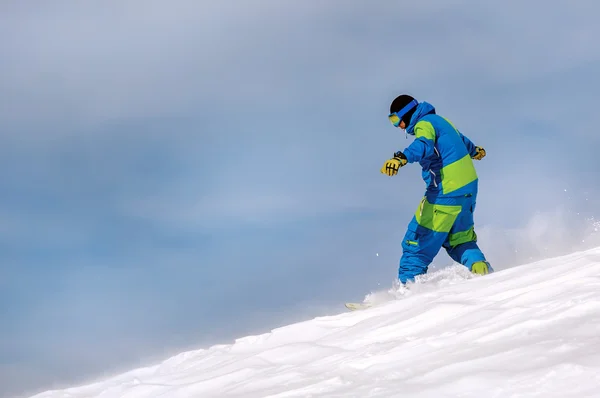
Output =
[{"x1": 2, "y1": 1, "x2": 600, "y2": 396}]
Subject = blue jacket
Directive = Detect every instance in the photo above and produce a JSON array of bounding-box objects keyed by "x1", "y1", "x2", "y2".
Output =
[{"x1": 402, "y1": 102, "x2": 479, "y2": 198}]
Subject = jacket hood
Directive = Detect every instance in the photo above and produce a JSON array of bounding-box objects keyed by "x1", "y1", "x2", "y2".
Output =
[{"x1": 406, "y1": 102, "x2": 436, "y2": 135}]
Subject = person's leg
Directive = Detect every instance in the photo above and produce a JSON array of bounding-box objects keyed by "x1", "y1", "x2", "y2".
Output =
[
  {"x1": 446, "y1": 241, "x2": 491, "y2": 273},
  {"x1": 443, "y1": 194, "x2": 493, "y2": 274},
  {"x1": 399, "y1": 197, "x2": 462, "y2": 283},
  {"x1": 399, "y1": 216, "x2": 443, "y2": 283}
]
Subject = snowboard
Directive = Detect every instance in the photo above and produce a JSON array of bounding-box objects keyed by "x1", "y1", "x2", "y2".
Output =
[{"x1": 344, "y1": 302, "x2": 373, "y2": 311}]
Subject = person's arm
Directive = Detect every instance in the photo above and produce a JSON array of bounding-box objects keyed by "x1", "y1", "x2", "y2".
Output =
[
  {"x1": 458, "y1": 131, "x2": 478, "y2": 158},
  {"x1": 443, "y1": 117, "x2": 484, "y2": 159},
  {"x1": 459, "y1": 131, "x2": 486, "y2": 160}
]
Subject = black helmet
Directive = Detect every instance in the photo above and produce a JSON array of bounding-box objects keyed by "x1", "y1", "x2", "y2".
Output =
[{"x1": 390, "y1": 94, "x2": 418, "y2": 126}]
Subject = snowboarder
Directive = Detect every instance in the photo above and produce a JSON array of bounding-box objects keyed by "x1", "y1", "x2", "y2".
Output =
[{"x1": 382, "y1": 95, "x2": 492, "y2": 284}]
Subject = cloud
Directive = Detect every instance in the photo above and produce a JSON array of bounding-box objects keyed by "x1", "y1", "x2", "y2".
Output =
[{"x1": 2, "y1": 1, "x2": 600, "y2": 397}]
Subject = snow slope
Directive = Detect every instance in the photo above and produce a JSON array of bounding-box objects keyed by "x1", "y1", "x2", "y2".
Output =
[{"x1": 31, "y1": 247, "x2": 600, "y2": 398}]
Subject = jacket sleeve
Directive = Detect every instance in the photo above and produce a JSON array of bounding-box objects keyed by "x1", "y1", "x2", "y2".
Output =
[
  {"x1": 403, "y1": 121, "x2": 436, "y2": 163},
  {"x1": 458, "y1": 131, "x2": 478, "y2": 157}
]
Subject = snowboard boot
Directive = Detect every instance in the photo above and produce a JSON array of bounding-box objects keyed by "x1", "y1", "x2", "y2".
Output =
[{"x1": 471, "y1": 261, "x2": 490, "y2": 275}]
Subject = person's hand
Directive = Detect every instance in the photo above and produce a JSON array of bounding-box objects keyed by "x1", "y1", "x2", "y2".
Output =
[
  {"x1": 472, "y1": 146, "x2": 486, "y2": 160},
  {"x1": 380, "y1": 151, "x2": 407, "y2": 176}
]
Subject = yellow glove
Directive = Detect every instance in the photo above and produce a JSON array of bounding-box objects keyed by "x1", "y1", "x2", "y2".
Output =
[
  {"x1": 380, "y1": 151, "x2": 407, "y2": 176},
  {"x1": 472, "y1": 146, "x2": 486, "y2": 160}
]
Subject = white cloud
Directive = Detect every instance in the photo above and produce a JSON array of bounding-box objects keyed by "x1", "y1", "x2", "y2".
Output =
[{"x1": 3, "y1": 1, "x2": 600, "y2": 396}]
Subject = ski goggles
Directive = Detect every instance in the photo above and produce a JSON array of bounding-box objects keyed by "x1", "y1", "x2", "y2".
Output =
[{"x1": 388, "y1": 99, "x2": 418, "y2": 127}]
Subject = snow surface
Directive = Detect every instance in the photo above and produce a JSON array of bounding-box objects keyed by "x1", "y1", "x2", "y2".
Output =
[{"x1": 31, "y1": 247, "x2": 600, "y2": 398}]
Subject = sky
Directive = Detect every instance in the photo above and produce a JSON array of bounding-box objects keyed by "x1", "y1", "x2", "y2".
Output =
[
  {"x1": 28, "y1": 247, "x2": 600, "y2": 398},
  {"x1": 1, "y1": 1, "x2": 600, "y2": 397}
]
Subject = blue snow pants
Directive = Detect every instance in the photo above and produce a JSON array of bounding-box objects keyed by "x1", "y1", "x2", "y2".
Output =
[{"x1": 398, "y1": 193, "x2": 491, "y2": 284}]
